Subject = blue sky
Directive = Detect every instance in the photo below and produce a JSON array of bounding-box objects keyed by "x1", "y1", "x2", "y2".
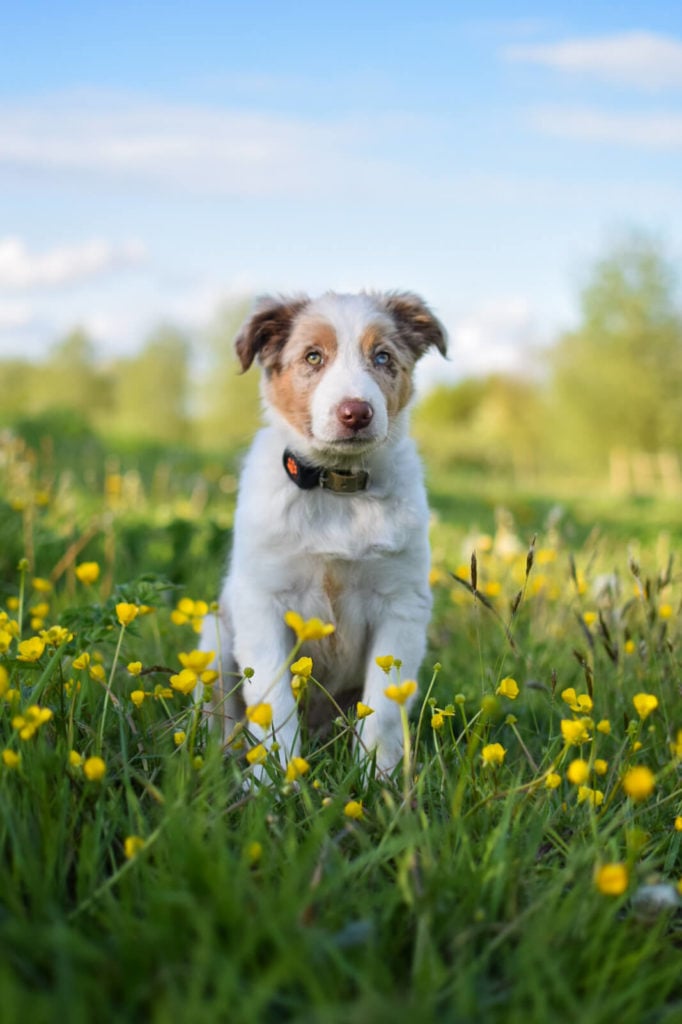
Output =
[{"x1": 1, "y1": 1, "x2": 681, "y2": 386}]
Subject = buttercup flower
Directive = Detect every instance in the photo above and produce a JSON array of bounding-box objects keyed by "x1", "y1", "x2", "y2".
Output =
[
  {"x1": 567, "y1": 758, "x2": 590, "y2": 785},
  {"x1": 246, "y1": 703, "x2": 273, "y2": 731},
  {"x1": 124, "y1": 835, "x2": 145, "y2": 859},
  {"x1": 2, "y1": 749, "x2": 20, "y2": 769},
  {"x1": 561, "y1": 718, "x2": 592, "y2": 746},
  {"x1": 285, "y1": 756, "x2": 310, "y2": 782},
  {"x1": 171, "y1": 598, "x2": 209, "y2": 633},
  {"x1": 481, "y1": 743, "x2": 506, "y2": 768},
  {"x1": 130, "y1": 690, "x2": 146, "y2": 708},
  {"x1": 496, "y1": 677, "x2": 519, "y2": 700},
  {"x1": 72, "y1": 652, "x2": 91, "y2": 670},
  {"x1": 284, "y1": 611, "x2": 335, "y2": 642},
  {"x1": 178, "y1": 650, "x2": 214, "y2": 674},
  {"x1": 344, "y1": 800, "x2": 364, "y2": 820},
  {"x1": 545, "y1": 772, "x2": 562, "y2": 789},
  {"x1": 356, "y1": 702, "x2": 374, "y2": 720},
  {"x1": 596, "y1": 719, "x2": 611, "y2": 735},
  {"x1": 246, "y1": 744, "x2": 267, "y2": 766},
  {"x1": 384, "y1": 680, "x2": 418, "y2": 706},
  {"x1": 69, "y1": 750, "x2": 83, "y2": 768},
  {"x1": 623, "y1": 765, "x2": 656, "y2": 802},
  {"x1": 115, "y1": 603, "x2": 139, "y2": 627},
  {"x1": 0, "y1": 666, "x2": 8, "y2": 697},
  {"x1": 577, "y1": 786, "x2": 604, "y2": 806},
  {"x1": 169, "y1": 669, "x2": 197, "y2": 696},
  {"x1": 173, "y1": 731, "x2": 186, "y2": 746},
  {"x1": 17, "y1": 637, "x2": 46, "y2": 662},
  {"x1": 595, "y1": 863, "x2": 629, "y2": 896},
  {"x1": 375, "y1": 655, "x2": 395, "y2": 674},
  {"x1": 40, "y1": 625, "x2": 74, "y2": 647},
  {"x1": 561, "y1": 688, "x2": 593, "y2": 714},
  {"x1": 12, "y1": 705, "x2": 52, "y2": 740},
  {"x1": 83, "y1": 756, "x2": 106, "y2": 781},
  {"x1": 290, "y1": 657, "x2": 313, "y2": 678},
  {"x1": 75, "y1": 562, "x2": 100, "y2": 586},
  {"x1": 633, "y1": 693, "x2": 658, "y2": 720},
  {"x1": 31, "y1": 577, "x2": 52, "y2": 594},
  {"x1": 127, "y1": 661, "x2": 143, "y2": 676}
]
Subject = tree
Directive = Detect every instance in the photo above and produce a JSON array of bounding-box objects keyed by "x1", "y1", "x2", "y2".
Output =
[{"x1": 549, "y1": 234, "x2": 682, "y2": 466}]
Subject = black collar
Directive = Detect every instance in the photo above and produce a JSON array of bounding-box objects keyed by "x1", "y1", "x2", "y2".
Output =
[{"x1": 283, "y1": 448, "x2": 369, "y2": 493}]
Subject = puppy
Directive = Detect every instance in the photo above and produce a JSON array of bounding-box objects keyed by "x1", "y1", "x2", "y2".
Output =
[{"x1": 202, "y1": 290, "x2": 447, "y2": 771}]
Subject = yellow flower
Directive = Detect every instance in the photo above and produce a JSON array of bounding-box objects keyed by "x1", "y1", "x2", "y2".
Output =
[
  {"x1": 124, "y1": 835, "x2": 145, "y2": 859},
  {"x1": 561, "y1": 687, "x2": 593, "y2": 714},
  {"x1": 596, "y1": 719, "x2": 611, "y2": 735},
  {"x1": 496, "y1": 677, "x2": 519, "y2": 700},
  {"x1": 178, "y1": 650, "x2": 215, "y2": 673},
  {"x1": 356, "y1": 702, "x2": 374, "y2": 720},
  {"x1": 40, "y1": 625, "x2": 74, "y2": 647},
  {"x1": 285, "y1": 756, "x2": 311, "y2": 783},
  {"x1": 284, "y1": 611, "x2": 335, "y2": 642},
  {"x1": 0, "y1": 629, "x2": 13, "y2": 654},
  {"x1": 594, "y1": 759, "x2": 608, "y2": 776},
  {"x1": 545, "y1": 772, "x2": 562, "y2": 789},
  {"x1": 344, "y1": 799, "x2": 364, "y2": 820},
  {"x1": 169, "y1": 669, "x2": 198, "y2": 695},
  {"x1": 83, "y1": 756, "x2": 106, "y2": 781},
  {"x1": 17, "y1": 637, "x2": 46, "y2": 662},
  {"x1": 115, "y1": 603, "x2": 139, "y2": 627},
  {"x1": 622, "y1": 765, "x2": 656, "y2": 802},
  {"x1": 659, "y1": 603, "x2": 674, "y2": 620},
  {"x1": 291, "y1": 673, "x2": 308, "y2": 699},
  {"x1": 2, "y1": 749, "x2": 20, "y2": 769},
  {"x1": 582, "y1": 611, "x2": 598, "y2": 627},
  {"x1": 12, "y1": 705, "x2": 52, "y2": 740},
  {"x1": 31, "y1": 577, "x2": 52, "y2": 594},
  {"x1": 0, "y1": 665, "x2": 8, "y2": 697},
  {"x1": 72, "y1": 652, "x2": 91, "y2": 670},
  {"x1": 245, "y1": 841, "x2": 263, "y2": 865},
  {"x1": 30, "y1": 602, "x2": 50, "y2": 619},
  {"x1": 671, "y1": 730, "x2": 682, "y2": 760},
  {"x1": 153, "y1": 684, "x2": 174, "y2": 700},
  {"x1": 633, "y1": 693, "x2": 658, "y2": 720},
  {"x1": 624, "y1": 639, "x2": 636, "y2": 655},
  {"x1": 431, "y1": 712, "x2": 445, "y2": 730},
  {"x1": 577, "y1": 786, "x2": 604, "y2": 806},
  {"x1": 481, "y1": 743, "x2": 506, "y2": 768},
  {"x1": 89, "y1": 664, "x2": 106, "y2": 683},
  {"x1": 246, "y1": 744, "x2": 267, "y2": 766},
  {"x1": 69, "y1": 750, "x2": 83, "y2": 768},
  {"x1": 384, "y1": 680, "x2": 418, "y2": 706},
  {"x1": 290, "y1": 656, "x2": 313, "y2": 678},
  {"x1": 674, "y1": 817, "x2": 682, "y2": 832},
  {"x1": 127, "y1": 661, "x2": 143, "y2": 676},
  {"x1": 595, "y1": 863, "x2": 628, "y2": 896},
  {"x1": 130, "y1": 690, "x2": 146, "y2": 708},
  {"x1": 246, "y1": 702, "x2": 273, "y2": 731},
  {"x1": 75, "y1": 561, "x2": 100, "y2": 585},
  {"x1": 173, "y1": 730, "x2": 186, "y2": 746},
  {"x1": 566, "y1": 758, "x2": 590, "y2": 785},
  {"x1": 375, "y1": 655, "x2": 395, "y2": 674},
  {"x1": 171, "y1": 597, "x2": 209, "y2": 632},
  {"x1": 561, "y1": 718, "x2": 592, "y2": 746}
]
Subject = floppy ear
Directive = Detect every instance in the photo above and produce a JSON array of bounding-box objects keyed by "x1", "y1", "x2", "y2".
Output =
[
  {"x1": 381, "y1": 291, "x2": 448, "y2": 359},
  {"x1": 235, "y1": 295, "x2": 309, "y2": 372}
]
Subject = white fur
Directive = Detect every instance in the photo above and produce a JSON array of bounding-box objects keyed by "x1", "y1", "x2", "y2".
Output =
[{"x1": 201, "y1": 291, "x2": 445, "y2": 773}]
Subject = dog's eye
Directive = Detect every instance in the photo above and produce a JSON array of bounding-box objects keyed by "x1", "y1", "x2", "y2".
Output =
[
  {"x1": 373, "y1": 350, "x2": 391, "y2": 367},
  {"x1": 305, "y1": 350, "x2": 323, "y2": 367}
]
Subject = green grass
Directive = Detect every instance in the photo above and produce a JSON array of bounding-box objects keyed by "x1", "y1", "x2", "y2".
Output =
[{"x1": 1, "y1": 432, "x2": 681, "y2": 1024}]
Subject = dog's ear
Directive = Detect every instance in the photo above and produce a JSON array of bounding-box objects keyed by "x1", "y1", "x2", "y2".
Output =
[
  {"x1": 235, "y1": 295, "x2": 309, "y2": 372},
  {"x1": 381, "y1": 292, "x2": 448, "y2": 360}
]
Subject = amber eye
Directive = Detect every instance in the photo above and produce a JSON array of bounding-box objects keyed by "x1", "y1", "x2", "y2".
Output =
[
  {"x1": 305, "y1": 350, "x2": 323, "y2": 366},
  {"x1": 373, "y1": 350, "x2": 391, "y2": 367}
]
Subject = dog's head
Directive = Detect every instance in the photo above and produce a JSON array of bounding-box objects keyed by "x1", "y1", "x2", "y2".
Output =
[{"x1": 235, "y1": 291, "x2": 447, "y2": 459}]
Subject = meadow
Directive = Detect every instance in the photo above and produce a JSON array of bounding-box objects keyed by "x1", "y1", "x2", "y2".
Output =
[{"x1": 1, "y1": 426, "x2": 681, "y2": 1024}]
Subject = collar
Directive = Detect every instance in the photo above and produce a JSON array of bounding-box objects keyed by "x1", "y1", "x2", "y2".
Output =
[{"x1": 283, "y1": 448, "x2": 369, "y2": 494}]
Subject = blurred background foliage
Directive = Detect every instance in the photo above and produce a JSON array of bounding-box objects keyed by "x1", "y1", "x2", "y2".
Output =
[{"x1": 1, "y1": 234, "x2": 680, "y2": 491}]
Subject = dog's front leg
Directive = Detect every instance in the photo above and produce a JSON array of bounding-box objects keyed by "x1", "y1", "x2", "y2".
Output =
[
  {"x1": 359, "y1": 609, "x2": 430, "y2": 773},
  {"x1": 232, "y1": 600, "x2": 300, "y2": 768}
]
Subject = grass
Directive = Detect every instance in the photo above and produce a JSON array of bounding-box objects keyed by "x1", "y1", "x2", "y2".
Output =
[{"x1": 1, "y1": 430, "x2": 681, "y2": 1024}]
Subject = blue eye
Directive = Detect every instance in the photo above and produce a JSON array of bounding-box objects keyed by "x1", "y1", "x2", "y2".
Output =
[{"x1": 373, "y1": 350, "x2": 391, "y2": 367}]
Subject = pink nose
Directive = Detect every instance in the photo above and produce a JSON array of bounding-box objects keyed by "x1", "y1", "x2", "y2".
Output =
[{"x1": 337, "y1": 399, "x2": 374, "y2": 432}]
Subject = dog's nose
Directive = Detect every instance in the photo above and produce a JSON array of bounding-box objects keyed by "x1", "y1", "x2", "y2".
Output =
[{"x1": 337, "y1": 400, "x2": 374, "y2": 432}]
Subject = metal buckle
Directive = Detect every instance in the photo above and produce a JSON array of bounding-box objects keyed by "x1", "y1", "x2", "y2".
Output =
[{"x1": 319, "y1": 468, "x2": 369, "y2": 493}]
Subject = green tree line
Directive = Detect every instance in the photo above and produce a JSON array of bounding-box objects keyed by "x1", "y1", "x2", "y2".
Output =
[{"x1": 1, "y1": 235, "x2": 680, "y2": 476}]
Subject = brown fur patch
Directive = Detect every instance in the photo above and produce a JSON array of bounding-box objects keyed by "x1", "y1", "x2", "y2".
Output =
[
  {"x1": 359, "y1": 323, "x2": 415, "y2": 417},
  {"x1": 381, "y1": 292, "x2": 448, "y2": 358},
  {"x1": 235, "y1": 295, "x2": 309, "y2": 372},
  {"x1": 264, "y1": 317, "x2": 339, "y2": 438}
]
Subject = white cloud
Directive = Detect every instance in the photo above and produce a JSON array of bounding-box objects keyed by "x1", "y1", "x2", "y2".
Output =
[
  {"x1": 0, "y1": 92, "x2": 421, "y2": 200},
  {"x1": 528, "y1": 107, "x2": 682, "y2": 148},
  {"x1": 507, "y1": 31, "x2": 682, "y2": 90},
  {"x1": 0, "y1": 236, "x2": 146, "y2": 290},
  {"x1": 0, "y1": 298, "x2": 33, "y2": 331},
  {"x1": 416, "y1": 298, "x2": 538, "y2": 391}
]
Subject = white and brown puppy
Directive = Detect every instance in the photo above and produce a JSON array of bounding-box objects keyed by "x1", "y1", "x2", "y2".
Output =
[{"x1": 202, "y1": 290, "x2": 447, "y2": 772}]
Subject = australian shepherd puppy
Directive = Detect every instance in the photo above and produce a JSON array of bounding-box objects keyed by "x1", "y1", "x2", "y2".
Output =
[{"x1": 201, "y1": 291, "x2": 447, "y2": 772}]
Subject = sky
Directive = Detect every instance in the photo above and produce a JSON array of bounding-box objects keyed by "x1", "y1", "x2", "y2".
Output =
[{"x1": 1, "y1": 0, "x2": 681, "y2": 389}]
